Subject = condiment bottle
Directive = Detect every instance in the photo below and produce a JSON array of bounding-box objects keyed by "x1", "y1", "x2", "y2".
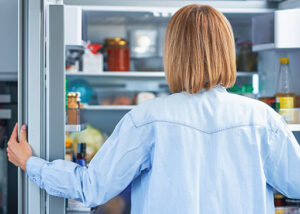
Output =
[
  {"x1": 76, "y1": 142, "x2": 86, "y2": 166},
  {"x1": 67, "y1": 92, "x2": 79, "y2": 124},
  {"x1": 276, "y1": 57, "x2": 297, "y2": 123},
  {"x1": 65, "y1": 134, "x2": 73, "y2": 161}
]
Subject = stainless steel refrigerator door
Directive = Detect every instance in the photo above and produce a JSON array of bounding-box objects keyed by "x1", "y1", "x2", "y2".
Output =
[
  {"x1": 18, "y1": 2, "x2": 65, "y2": 213},
  {"x1": 18, "y1": 0, "x2": 46, "y2": 213},
  {"x1": 46, "y1": 5, "x2": 66, "y2": 214}
]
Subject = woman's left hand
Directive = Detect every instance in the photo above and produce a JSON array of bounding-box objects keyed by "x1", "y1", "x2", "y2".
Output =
[{"x1": 7, "y1": 124, "x2": 32, "y2": 171}]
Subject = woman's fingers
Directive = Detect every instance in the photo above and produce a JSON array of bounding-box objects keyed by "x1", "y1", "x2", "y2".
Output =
[
  {"x1": 6, "y1": 123, "x2": 32, "y2": 171},
  {"x1": 20, "y1": 125, "x2": 27, "y2": 143},
  {"x1": 9, "y1": 123, "x2": 18, "y2": 142}
]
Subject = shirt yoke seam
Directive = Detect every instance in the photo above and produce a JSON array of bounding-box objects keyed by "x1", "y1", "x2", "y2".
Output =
[{"x1": 129, "y1": 114, "x2": 271, "y2": 134}]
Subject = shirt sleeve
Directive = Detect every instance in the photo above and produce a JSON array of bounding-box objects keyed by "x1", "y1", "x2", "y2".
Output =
[
  {"x1": 263, "y1": 113, "x2": 300, "y2": 199},
  {"x1": 26, "y1": 112, "x2": 154, "y2": 207}
]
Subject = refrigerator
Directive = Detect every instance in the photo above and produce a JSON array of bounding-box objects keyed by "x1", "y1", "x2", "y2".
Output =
[{"x1": 18, "y1": 0, "x2": 300, "y2": 214}]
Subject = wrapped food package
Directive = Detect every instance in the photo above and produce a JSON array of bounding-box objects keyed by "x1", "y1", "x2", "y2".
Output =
[
  {"x1": 136, "y1": 92, "x2": 156, "y2": 104},
  {"x1": 71, "y1": 125, "x2": 105, "y2": 162}
]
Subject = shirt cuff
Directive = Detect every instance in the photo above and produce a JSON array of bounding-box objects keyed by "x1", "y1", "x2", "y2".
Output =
[{"x1": 26, "y1": 156, "x2": 48, "y2": 185}]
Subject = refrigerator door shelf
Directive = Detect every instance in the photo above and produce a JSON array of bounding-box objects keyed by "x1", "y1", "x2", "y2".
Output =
[
  {"x1": 83, "y1": 104, "x2": 134, "y2": 111},
  {"x1": 65, "y1": 124, "x2": 87, "y2": 132}
]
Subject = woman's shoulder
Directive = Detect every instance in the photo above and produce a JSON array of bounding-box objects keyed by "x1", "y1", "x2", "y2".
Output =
[
  {"x1": 227, "y1": 92, "x2": 284, "y2": 131},
  {"x1": 129, "y1": 94, "x2": 180, "y2": 125}
]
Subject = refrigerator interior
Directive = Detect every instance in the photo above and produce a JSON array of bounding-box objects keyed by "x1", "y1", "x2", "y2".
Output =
[
  {"x1": 63, "y1": 5, "x2": 300, "y2": 214},
  {"x1": 67, "y1": 9, "x2": 263, "y2": 134}
]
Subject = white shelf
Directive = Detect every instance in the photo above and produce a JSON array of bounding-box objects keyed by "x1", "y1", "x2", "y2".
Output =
[
  {"x1": 83, "y1": 105, "x2": 134, "y2": 111},
  {"x1": 66, "y1": 71, "x2": 257, "y2": 78},
  {"x1": 66, "y1": 71, "x2": 165, "y2": 78},
  {"x1": 237, "y1": 72, "x2": 258, "y2": 77},
  {"x1": 252, "y1": 43, "x2": 275, "y2": 52},
  {"x1": 252, "y1": 43, "x2": 300, "y2": 52},
  {"x1": 288, "y1": 124, "x2": 300, "y2": 132},
  {"x1": 65, "y1": 124, "x2": 87, "y2": 132},
  {"x1": 63, "y1": 0, "x2": 274, "y2": 14}
]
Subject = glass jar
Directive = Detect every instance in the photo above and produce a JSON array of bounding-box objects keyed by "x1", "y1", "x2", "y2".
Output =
[
  {"x1": 105, "y1": 38, "x2": 130, "y2": 72},
  {"x1": 67, "y1": 92, "x2": 80, "y2": 125},
  {"x1": 236, "y1": 42, "x2": 257, "y2": 72}
]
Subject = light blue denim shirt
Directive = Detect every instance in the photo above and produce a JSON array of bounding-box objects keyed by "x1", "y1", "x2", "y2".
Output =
[{"x1": 27, "y1": 86, "x2": 300, "y2": 213}]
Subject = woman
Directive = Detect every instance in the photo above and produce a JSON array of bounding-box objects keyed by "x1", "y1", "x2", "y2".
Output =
[{"x1": 7, "y1": 5, "x2": 300, "y2": 213}]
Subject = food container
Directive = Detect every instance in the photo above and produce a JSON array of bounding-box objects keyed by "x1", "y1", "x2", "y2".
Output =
[
  {"x1": 83, "y1": 44, "x2": 103, "y2": 73},
  {"x1": 95, "y1": 88, "x2": 135, "y2": 105},
  {"x1": 236, "y1": 42, "x2": 258, "y2": 72},
  {"x1": 67, "y1": 92, "x2": 84, "y2": 125},
  {"x1": 136, "y1": 92, "x2": 156, "y2": 104},
  {"x1": 129, "y1": 29, "x2": 158, "y2": 58},
  {"x1": 105, "y1": 38, "x2": 130, "y2": 72},
  {"x1": 279, "y1": 108, "x2": 300, "y2": 124},
  {"x1": 275, "y1": 207, "x2": 300, "y2": 214},
  {"x1": 134, "y1": 57, "x2": 163, "y2": 71}
]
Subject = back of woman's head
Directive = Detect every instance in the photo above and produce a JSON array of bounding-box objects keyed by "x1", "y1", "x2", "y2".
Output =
[{"x1": 164, "y1": 5, "x2": 236, "y2": 94}]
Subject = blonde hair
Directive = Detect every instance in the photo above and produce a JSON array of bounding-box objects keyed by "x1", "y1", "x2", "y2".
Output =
[{"x1": 164, "y1": 5, "x2": 236, "y2": 94}]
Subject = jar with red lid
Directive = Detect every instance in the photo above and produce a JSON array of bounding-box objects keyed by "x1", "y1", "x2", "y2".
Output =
[{"x1": 105, "y1": 38, "x2": 130, "y2": 72}]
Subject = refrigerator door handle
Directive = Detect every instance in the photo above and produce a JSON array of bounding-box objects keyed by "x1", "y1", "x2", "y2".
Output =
[{"x1": 17, "y1": 0, "x2": 28, "y2": 213}]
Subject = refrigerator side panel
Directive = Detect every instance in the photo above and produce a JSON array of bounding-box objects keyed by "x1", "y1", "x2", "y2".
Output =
[{"x1": 46, "y1": 5, "x2": 66, "y2": 214}]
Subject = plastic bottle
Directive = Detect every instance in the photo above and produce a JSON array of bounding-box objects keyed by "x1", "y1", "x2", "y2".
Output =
[
  {"x1": 276, "y1": 57, "x2": 297, "y2": 123},
  {"x1": 275, "y1": 57, "x2": 295, "y2": 109}
]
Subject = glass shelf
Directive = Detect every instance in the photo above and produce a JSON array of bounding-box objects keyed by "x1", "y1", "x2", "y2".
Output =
[
  {"x1": 63, "y1": 0, "x2": 274, "y2": 14},
  {"x1": 66, "y1": 71, "x2": 165, "y2": 78},
  {"x1": 66, "y1": 71, "x2": 257, "y2": 78},
  {"x1": 83, "y1": 105, "x2": 134, "y2": 111},
  {"x1": 252, "y1": 43, "x2": 276, "y2": 52}
]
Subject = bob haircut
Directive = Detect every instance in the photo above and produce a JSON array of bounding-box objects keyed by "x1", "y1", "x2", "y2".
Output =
[{"x1": 164, "y1": 5, "x2": 236, "y2": 94}]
